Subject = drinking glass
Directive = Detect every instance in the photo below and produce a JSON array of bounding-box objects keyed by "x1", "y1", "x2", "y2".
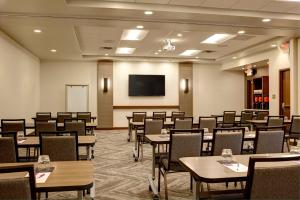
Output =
[
  {"x1": 17, "y1": 131, "x2": 25, "y2": 140},
  {"x1": 38, "y1": 155, "x2": 51, "y2": 172},
  {"x1": 221, "y1": 149, "x2": 233, "y2": 163}
]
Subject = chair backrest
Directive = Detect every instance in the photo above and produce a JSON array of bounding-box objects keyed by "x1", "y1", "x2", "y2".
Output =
[
  {"x1": 212, "y1": 128, "x2": 245, "y2": 156},
  {"x1": 290, "y1": 115, "x2": 300, "y2": 135},
  {"x1": 223, "y1": 111, "x2": 236, "y2": 124},
  {"x1": 0, "y1": 164, "x2": 36, "y2": 200},
  {"x1": 174, "y1": 117, "x2": 193, "y2": 129},
  {"x1": 77, "y1": 112, "x2": 91, "y2": 123},
  {"x1": 132, "y1": 112, "x2": 147, "y2": 122},
  {"x1": 1, "y1": 119, "x2": 26, "y2": 134},
  {"x1": 240, "y1": 111, "x2": 253, "y2": 124},
  {"x1": 36, "y1": 112, "x2": 51, "y2": 121},
  {"x1": 199, "y1": 117, "x2": 217, "y2": 133},
  {"x1": 254, "y1": 126, "x2": 285, "y2": 154},
  {"x1": 152, "y1": 112, "x2": 166, "y2": 121},
  {"x1": 39, "y1": 131, "x2": 78, "y2": 161},
  {"x1": 0, "y1": 132, "x2": 18, "y2": 163},
  {"x1": 64, "y1": 120, "x2": 86, "y2": 136},
  {"x1": 56, "y1": 112, "x2": 72, "y2": 123},
  {"x1": 144, "y1": 119, "x2": 163, "y2": 135},
  {"x1": 169, "y1": 129, "x2": 203, "y2": 166},
  {"x1": 267, "y1": 115, "x2": 284, "y2": 126},
  {"x1": 256, "y1": 111, "x2": 269, "y2": 120},
  {"x1": 245, "y1": 155, "x2": 300, "y2": 200},
  {"x1": 34, "y1": 120, "x2": 56, "y2": 136},
  {"x1": 171, "y1": 111, "x2": 185, "y2": 121}
]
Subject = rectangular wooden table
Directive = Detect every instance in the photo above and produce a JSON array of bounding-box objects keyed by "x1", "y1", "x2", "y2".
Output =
[
  {"x1": 179, "y1": 153, "x2": 293, "y2": 199},
  {"x1": 0, "y1": 161, "x2": 94, "y2": 198}
]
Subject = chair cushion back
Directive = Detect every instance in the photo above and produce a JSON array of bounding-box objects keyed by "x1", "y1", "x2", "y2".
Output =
[
  {"x1": 0, "y1": 138, "x2": 17, "y2": 163},
  {"x1": 240, "y1": 112, "x2": 253, "y2": 124},
  {"x1": 77, "y1": 112, "x2": 91, "y2": 123},
  {"x1": 175, "y1": 119, "x2": 193, "y2": 130},
  {"x1": 199, "y1": 118, "x2": 216, "y2": 133},
  {"x1": 170, "y1": 133, "x2": 202, "y2": 162},
  {"x1": 65, "y1": 121, "x2": 86, "y2": 136},
  {"x1": 255, "y1": 130, "x2": 284, "y2": 154},
  {"x1": 256, "y1": 111, "x2": 269, "y2": 120},
  {"x1": 35, "y1": 121, "x2": 56, "y2": 136},
  {"x1": 133, "y1": 113, "x2": 146, "y2": 122},
  {"x1": 153, "y1": 112, "x2": 166, "y2": 121},
  {"x1": 144, "y1": 120, "x2": 163, "y2": 135},
  {"x1": 36, "y1": 113, "x2": 51, "y2": 121},
  {"x1": 213, "y1": 132, "x2": 243, "y2": 156},
  {"x1": 291, "y1": 116, "x2": 300, "y2": 134},
  {"x1": 0, "y1": 176, "x2": 32, "y2": 199},
  {"x1": 40, "y1": 136, "x2": 77, "y2": 161},
  {"x1": 57, "y1": 113, "x2": 72, "y2": 123},
  {"x1": 251, "y1": 164, "x2": 300, "y2": 199},
  {"x1": 223, "y1": 112, "x2": 236, "y2": 124},
  {"x1": 1, "y1": 122, "x2": 24, "y2": 132},
  {"x1": 268, "y1": 118, "x2": 284, "y2": 126},
  {"x1": 171, "y1": 112, "x2": 185, "y2": 121}
]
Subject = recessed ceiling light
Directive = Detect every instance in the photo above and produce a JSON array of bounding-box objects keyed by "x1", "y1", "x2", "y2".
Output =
[
  {"x1": 154, "y1": 52, "x2": 159, "y2": 55},
  {"x1": 158, "y1": 49, "x2": 162, "y2": 52},
  {"x1": 271, "y1": 44, "x2": 277, "y2": 48},
  {"x1": 201, "y1": 34, "x2": 236, "y2": 44},
  {"x1": 254, "y1": 65, "x2": 257, "y2": 67},
  {"x1": 262, "y1": 18, "x2": 271, "y2": 22},
  {"x1": 177, "y1": 33, "x2": 183, "y2": 37},
  {"x1": 238, "y1": 30, "x2": 245, "y2": 34},
  {"x1": 50, "y1": 49, "x2": 57, "y2": 53},
  {"x1": 180, "y1": 50, "x2": 202, "y2": 56},
  {"x1": 33, "y1": 29, "x2": 42, "y2": 33},
  {"x1": 121, "y1": 29, "x2": 149, "y2": 41},
  {"x1": 195, "y1": 56, "x2": 199, "y2": 59},
  {"x1": 242, "y1": 67, "x2": 245, "y2": 70},
  {"x1": 116, "y1": 47, "x2": 135, "y2": 54},
  {"x1": 232, "y1": 56, "x2": 237, "y2": 59},
  {"x1": 136, "y1": 25, "x2": 144, "y2": 29},
  {"x1": 105, "y1": 53, "x2": 109, "y2": 56},
  {"x1": 144, "y1": 11, "x2": 153, "y2": 15}
]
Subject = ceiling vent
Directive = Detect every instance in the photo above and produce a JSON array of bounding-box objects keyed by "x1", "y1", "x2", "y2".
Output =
[
  {"x1": 202, "y1": 50, "x2": 216, "y2": 53},
  {"x1": 100, "y1": 46, "x2": 114, "y2": 50}
]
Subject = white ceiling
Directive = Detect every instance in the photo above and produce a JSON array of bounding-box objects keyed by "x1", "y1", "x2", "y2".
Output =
[{"x1": 0, "y1": 0, "x2": 299, "y2": 62}]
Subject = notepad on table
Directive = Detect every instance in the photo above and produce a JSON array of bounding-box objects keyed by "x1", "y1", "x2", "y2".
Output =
[{"x1": 223, "y1": 163, "x2": 248, "y2": 172}]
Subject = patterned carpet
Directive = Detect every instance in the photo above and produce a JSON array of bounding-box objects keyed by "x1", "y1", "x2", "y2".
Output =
[{"x1": 47, "y1": 130, "x2": 250, "y2": 200}]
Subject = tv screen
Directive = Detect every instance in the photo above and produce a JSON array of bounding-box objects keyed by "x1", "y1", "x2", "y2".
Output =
[{"x1": 129, "y1": 75, "x2": 165, "y2": 96}]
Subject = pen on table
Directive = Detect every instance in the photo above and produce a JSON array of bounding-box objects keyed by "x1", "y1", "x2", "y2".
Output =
[
  {"x1": 236, "y1": 163, "x2": 239, "y2": 171},
  {"x1": 38, "y1": 173, "x2": 45, "y2": 179}
]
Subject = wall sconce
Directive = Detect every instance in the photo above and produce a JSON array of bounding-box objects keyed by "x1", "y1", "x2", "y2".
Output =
[
  {"x1": 102, "y1": 77, "x2": 110, "y2": 93},
  {"x1": 180, "y1": 78, "x2": 189, "y2": 93}
]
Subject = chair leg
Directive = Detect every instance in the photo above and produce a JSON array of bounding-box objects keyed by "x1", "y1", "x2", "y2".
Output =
[
  {"x1": 140, "y1": 142, "x2": 143, "y2": 161},
  {"x1": 158, "y1": 167, "x2": 161, "y2": 192},
  {"x1": 286, "y1": 138, "x2": 290, "y2": 152},
  {"x1": 164, "y1": 172, "x2": 168, "y2": 200},
  {"x1": 190, "y1": 175, "x2": 193, "y2": 192}
]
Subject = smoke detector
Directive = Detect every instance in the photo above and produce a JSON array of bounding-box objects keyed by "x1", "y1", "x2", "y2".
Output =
[{"x1": 162, "y1": 39, "x2": 175, "y2": 51}]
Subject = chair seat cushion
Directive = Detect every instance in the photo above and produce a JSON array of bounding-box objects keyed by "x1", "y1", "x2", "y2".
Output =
[{"x1": 161, "y1": 159, "x2": 185, "y2": 172}]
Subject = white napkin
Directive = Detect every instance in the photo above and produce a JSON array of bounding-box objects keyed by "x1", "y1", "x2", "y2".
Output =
[{"x1": 35, "y1": 172, "x2": 51, "y2": 183}]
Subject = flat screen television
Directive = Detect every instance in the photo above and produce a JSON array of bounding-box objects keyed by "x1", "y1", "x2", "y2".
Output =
[{"x1": 129, "y1": 75, "x2": 165, "y2": 96}]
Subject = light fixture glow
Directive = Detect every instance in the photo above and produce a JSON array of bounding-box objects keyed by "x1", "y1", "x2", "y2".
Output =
[
  {"x1": 136, "y1": 25, "x2": 144, "y2": 29},
  {"x1": 262, "y1": 18, "x2": 271, "y2": 22},
  {"x1": 201, "y1": 34, "x2": 236, "y2": 44},
  {"x1": 50, "y1": 49, "x2": 57, "y2": 53},
  {"x1": 105, "y1": 53, "x2": 109, "y2": 56},
  {"x1": 271, "y1": 44, "x2": 277, "y2": 48},
  {"x1": 144, "y1": 11, "x2": 153, "y2": 15},
  {"x1": 232, "y1": 56, "x2": 237, "y2": 59},
  {"x1": 121, "y1": 29, "x2": 148, "y2": 41},
  {"x1": 158, "y1": 49, "x2": 162, "y2": 52},
  {"x1": 154, "y1": 52, "x2": 159, "y2": 55},
  {"x1": 180, "y1": 79, "x2": 189, "y2": 93},
  {"x1": 33, "y1": 29, "x2": 42, "y2": 33},
  {"x1": 180, "y1": 50, "x2": 202, "y2": 56},
  {"x1": 195, "y1": 57, "x2": 199, "y2": 59},
  {"x1": 177, "y1": 33, "x2": 183, "y2": 37},
  {"x1": 116, "y1": 47, "x2": 135, "y2": 54},
  {"x1": 238, "y1": 30, "x2": 245, "y2": 34}
]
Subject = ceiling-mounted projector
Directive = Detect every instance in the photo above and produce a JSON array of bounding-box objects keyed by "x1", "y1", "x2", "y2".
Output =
[{"x1": 162, "y1": 39, "x2": 175, "y2": 51}]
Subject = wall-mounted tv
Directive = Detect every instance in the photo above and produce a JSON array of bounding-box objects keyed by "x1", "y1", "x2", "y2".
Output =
[{"x1": 129, "y1": 75, "x2": 165, "y2": 96}]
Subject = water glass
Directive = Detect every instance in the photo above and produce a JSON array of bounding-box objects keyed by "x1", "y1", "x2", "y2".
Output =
[
  {"x1": 17, "y1": 131, "x2": 25, "y2": 139},
  {"x1": 221, "y1": 149, "x2": 233, "y2": 163},
  {"x1": 38, "y1": 155, "x2": 51, "y2": 172}
]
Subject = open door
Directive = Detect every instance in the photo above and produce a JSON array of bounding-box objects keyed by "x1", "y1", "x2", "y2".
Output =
[{"x1": 279, "y1": 69, "x2": 290, "y2": 118}]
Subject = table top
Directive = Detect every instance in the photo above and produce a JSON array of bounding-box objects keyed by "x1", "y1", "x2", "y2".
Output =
[
  {"x1": 247, "y1": 119, "x2": 291, "y2": 124},
  {"x1": 0, "y1": 161, "x2": 94, "y2": 192},
  {"x1": 18, "y1": 135, "x2": 97, "y2": 147},
  {"x1": 179, "y1": 153, "x2": 293, "y2": 183},
  {"x1": 32, "y1": 116, "x2": 96, "y2": 120}
]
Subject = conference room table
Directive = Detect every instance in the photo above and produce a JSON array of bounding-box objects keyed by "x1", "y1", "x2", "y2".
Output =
[
  {"x1": 179, "y1": 153, "x2": 294, "y2": 199},
  {"x1": 246, "y1": 119, "x2": 291, "y2": 130},
  {"x1": 0, "y1": 161, "x2": 94, "y2": 199},
  {"x1": 17, "y1": 135, "x2": 97, "y2": 159}
]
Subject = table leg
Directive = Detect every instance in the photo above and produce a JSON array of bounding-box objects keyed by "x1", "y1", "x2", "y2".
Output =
[
  {"x1": 195, "y1": 181, "x2": 200, "y2": 200},
  {"x1": 152, "y1": 144, "x2": 157, "y2": 179},
  {"x1": 128, "y1": 120, "x2": 132, "y2": 142},
  {"x1": 77, "y1": 190, "x2": 83, "y2": 200}
]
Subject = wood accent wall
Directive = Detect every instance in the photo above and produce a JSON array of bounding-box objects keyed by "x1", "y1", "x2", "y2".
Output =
[
  {"x1": 179, "y1": 62, "x2": 193, "y2": 116},
  {"x1": 97, "y1": 60, "x2": 113, "y2": 128}
]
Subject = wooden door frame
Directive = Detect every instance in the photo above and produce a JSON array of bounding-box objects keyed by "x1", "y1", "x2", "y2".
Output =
[{"x1": 279, "y1": 69, "x2": 290, "y2": 116}]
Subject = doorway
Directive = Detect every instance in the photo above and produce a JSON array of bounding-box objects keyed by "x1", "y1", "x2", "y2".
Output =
[{"x1": 279, "y1": 69, "x2": 290, "y2": 118}]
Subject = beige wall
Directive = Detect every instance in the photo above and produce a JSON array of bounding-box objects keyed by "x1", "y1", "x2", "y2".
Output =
[
  {"x1": 193, "y1": 64, "x2": 244, "y2": 120},
  {"x1": 0, "y1": 30, "x2": 40, "y2": 122},
  {"x1": 222, "y1": 48, "x2": 291, "y2": 115},
  {"x1": 40, "y1": 60, "x2": 97, "y2": 117}
]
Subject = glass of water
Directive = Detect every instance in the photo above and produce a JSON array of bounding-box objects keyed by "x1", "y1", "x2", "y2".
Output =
[
  {"x1": 38, "y1": 155, "x2": 51, "y2": 172},
  {"x1": 221, "y1": 149, "x2": 233, "y2": 163},
  {"x1": 17, "y1": 131, "x2": 25, "y2": 140}
]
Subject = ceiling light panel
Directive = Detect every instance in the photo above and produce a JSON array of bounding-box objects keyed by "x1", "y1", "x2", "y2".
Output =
[
  {"x1": 180, "y1": 50, "x2": 202, "y2": 56},
  {"x1": 121, "y1": 29, "x2": 149, "y2": 41},
  {"x1": 116, "y1": 47, "x2": 135, "y2": 54},
  {"x1": 201, "y1": 34, "x2": 236, "y2": 44}
]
